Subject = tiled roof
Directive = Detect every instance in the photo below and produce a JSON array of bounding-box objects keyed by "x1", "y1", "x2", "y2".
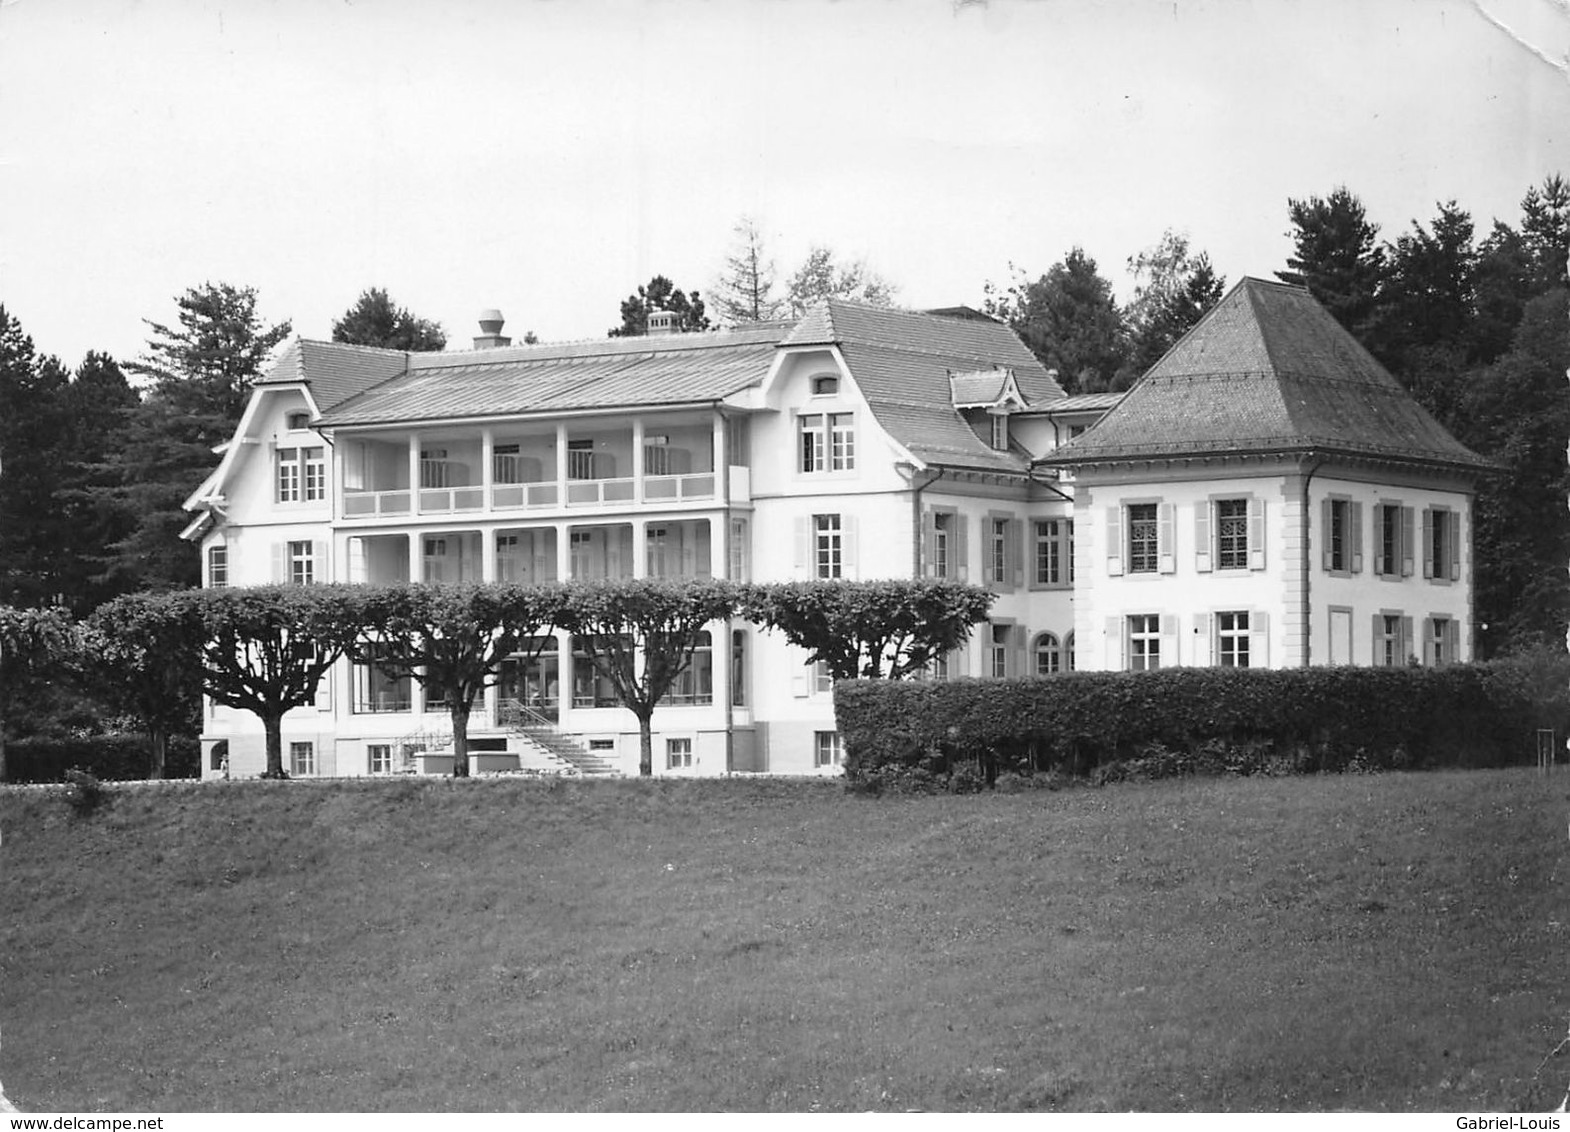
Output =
[
  {"x1": 256, "y1": 339, "x2": 411, "y2": 412},
  {"x1": 1037, "y1": 278, "x2": 1491, "y2": 473},
  {"x1": 316, "y1": 326, "x2": 788, "y2": 427},
  {"x1": 1030, "y1": 391, "x2": 1125, "y2": 414},
  {"x1": 785, "y1": 300, "x2": 1067, "y2": 474}
]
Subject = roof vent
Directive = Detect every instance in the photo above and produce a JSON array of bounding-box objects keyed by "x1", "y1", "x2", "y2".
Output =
[
  {"x1": 647, "y1": 309, "x2": 677, "y2": 337},
  {"x1": 474, "y1": 309, "x2": 512, "y2": 349}
]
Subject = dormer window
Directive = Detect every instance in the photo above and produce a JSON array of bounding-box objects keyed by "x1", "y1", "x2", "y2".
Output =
[
  {"x1": 286, "y1": 411, "x2": 311, "y2": 431},
  {"x1": 811, "y1": 375, "x2": 839, "y2": 397}
]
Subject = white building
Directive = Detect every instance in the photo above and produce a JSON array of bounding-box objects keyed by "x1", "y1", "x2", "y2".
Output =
[{"x1": 183, "y1": 279, "x2": 1489, "y2": 779}]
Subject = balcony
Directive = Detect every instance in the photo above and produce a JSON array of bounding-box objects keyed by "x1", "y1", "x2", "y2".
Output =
[{"x1": 338, "y1": 417, "x2": 733, "y2": 521}]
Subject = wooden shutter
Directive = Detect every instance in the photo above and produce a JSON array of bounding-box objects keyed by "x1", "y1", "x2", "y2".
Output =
[
  {"x1": 842, "y1": 515, "x2": 859, "y2": 579},
  {"x1": 954, "y1": 515, "x2": 969, "y2": 582},
  {"x1": 1320, "y1": 499, "x2": 1334, "y2": 571},
  {"x1": 1447, "y1": 619, "x2": 1461, "y2": 662},
  {"x1": 312, "y1": 541, "x2": 328, "y2": 583},
  {"x1": 1250, "y1": 611, "x2": 1269, "y2": 669},
  {"x1": 1423, "y1": 616, "x2": 1436, "y2": 665},
  {"x1": 1158, "y1": 504, "x2": 1176, "y2": 574},
  {"x1": 1373, "y1": 503, "x2": 1387, "y2": 575},
  {"x1": 1160, "y1": 614, "x2": 1179, "y2": 667},
  {"x1": 1010, "y1": 624, "x2": 1026, "y2": 678},
  {"x1": 1349, "y1": 502, "x2": 1363, "y2": 573},
  {"x1": 1194, "y1": 502, "x2": 1212, "y2": 573},
  {"x1": 1011, "y1": 519, "x2": 1025, "y2": 588},
  {"x1": 1105, "y1": 616, "x2": 1124, "y2": 670},
  {"x1": 1420, "y1": 509, "x2": 1434, "y2": 578},
  {"x1": 1105, "y1": 506, "x2": 1124, "y2": 576},
  {"x1": 1449, "y1": 512, "x2": 1462, "y2": 581},
  {"x1": 271, "y1": 542, "x2": 285, "y2": 583},
  {"x1": 1400, "y1": 507, "x2": 1415, "y2": 577},
  {"x1": 1400, "y1": 616, "x2": 1414, "y2": 664},
  {"x1": 1371, "y1": 614, "x2": 1385, "y2": 665},
  {"x1": 1193, "y1": 612, "x2": 1213, "y2": 667},
  {"x1": 793, "y1": 516, "x2": 809, "y2": 577},
  {"x1": 1249, "y1": 497, "x2": 1266, "y2": 570},
  {"x1": 921, "y1": 510, "x2": 936, "y2": 578}
]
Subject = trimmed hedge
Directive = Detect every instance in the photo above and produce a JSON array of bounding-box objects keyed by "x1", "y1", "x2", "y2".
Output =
[
  {"x1": 835, "y1": 656, "x2": 1570, "y2": 788},
  {"x1": 3, "y1": 735, "x2": 201, "y2": 784}
]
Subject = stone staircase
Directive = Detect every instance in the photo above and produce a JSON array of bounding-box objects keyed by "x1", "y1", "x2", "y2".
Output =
[{"x1": 499, "y1": 700, "x2": 621, "y2": 777}]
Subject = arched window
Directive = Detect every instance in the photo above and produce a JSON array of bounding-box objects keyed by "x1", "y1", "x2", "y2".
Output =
[
  {"x1": 1064, "y1": 631, "x2": 1076, "y2": 672},
  {"x1": 1033, "y1": 632, "x2": 1061, "y2": 676}
]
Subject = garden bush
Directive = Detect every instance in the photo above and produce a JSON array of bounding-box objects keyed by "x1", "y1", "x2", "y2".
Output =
[
  {"x1": 4, "y1": 735, "x2": 200, "y2": 783},
  {"x1": 835, "y1": 653, "x2": 1570, "y2": 788}
]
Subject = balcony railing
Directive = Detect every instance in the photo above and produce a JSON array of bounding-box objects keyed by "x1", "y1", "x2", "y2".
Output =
[
  {"x1": 643, "y1": 472, "x2": 715, "y2": 502},
  {"x1": 566, "y1": 477, "x2": 636, "y2": 507},
  {"x1": 492, "y1": 481, "x2": 560, "y2": 509},
  {"x1": 419, "y1": 486, "x2": 485, "y2": 513},
  {"x1": 344, "y1": 489, "x2": 412, "y2": 517}
]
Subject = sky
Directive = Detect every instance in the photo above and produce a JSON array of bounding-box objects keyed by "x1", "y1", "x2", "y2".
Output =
[{"x1": 1, "y1": 0, "x2": 1567, "y2": 371}]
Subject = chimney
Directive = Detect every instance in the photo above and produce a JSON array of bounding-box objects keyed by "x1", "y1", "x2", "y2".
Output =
[
  {"x1": 647, "y1": 309, "x2": 676, "y2": 337},
  {"x1": 474, "y1": 308, "x2": 512, "y2": 349}
]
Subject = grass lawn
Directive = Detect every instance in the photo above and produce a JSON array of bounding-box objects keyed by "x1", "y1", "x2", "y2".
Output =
[{"x1": 1, "y1": 768, "x2": 1567, "y2": 1112}]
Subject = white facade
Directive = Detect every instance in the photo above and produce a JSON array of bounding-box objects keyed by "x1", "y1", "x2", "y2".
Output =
[{"x1": 186, "y1": 287, "x2": 1485, "y2": 779}]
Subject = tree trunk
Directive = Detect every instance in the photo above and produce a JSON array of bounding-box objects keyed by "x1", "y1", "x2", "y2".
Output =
[
  {"x1": 450, "y1": 702, "x2": 471, "y2": 778},
  {"x1": 638, "y1": 712, "x2": 653, "y2": 777},
  {"x1": 0, "y1": 726, "x2": 7, "y2": 785},
  {"x1": 263, "y1": 714, "x2": 286, "y2": 778},
  {"x1": 149, "y1": 727, "x2": 167, "y2": 780}
]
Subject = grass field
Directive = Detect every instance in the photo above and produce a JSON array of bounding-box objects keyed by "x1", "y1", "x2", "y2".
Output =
[{"x1": 0, "y1": 769, "x2": 1567, "y2": 1112}]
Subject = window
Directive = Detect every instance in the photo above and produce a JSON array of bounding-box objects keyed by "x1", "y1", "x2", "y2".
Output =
[
  {"x1": 813, "y1": 662, "x2": 834, "y2": 695},
  {"x1": 731, "y1": 630, "x2": 747, "y2": 707},
  {"x1": 1216, "y1": 499, "x2": 1248, "y2": 570},
  {"x1": 666, "y1": 737, "x2": 693, "y2": 769},
  {"x1": 646, "y1": 525, "x2": 671, "y2": 578},
  {"x1": 354, "y1": 644, "x2": 411, "y2": 713},
  {"x1": 1322, "y1": 497, "x2": 1364, "y2": 575},
  {"x1": 207, "y1": 544, "x2": 228, "y2": 588},
  {"x1": 209, "y1": 739, "x2": 228, "y2": 772},
  {"x1": 1376, "y1": 503, "x2": 1411, "y2": 577},
  {"x1": 985, "y1": 515, "x2": 1021, "y2": 589},
  {"x1": 1374, "y1": 613, "x2": 1411, "y2": 667},
  {"x1": 799, "y1": 413, "x2": 854, "y2": 472},
  {"x1": 1424, "y1": 507, "x2": 1459, "y2": 582},
  {"x1": 287, "y1": 540, "x2": 315, "y2": 585},
  {"x1": 1426, "y1": 616, "x2": 1459, "y2": 666},
  {"x1": 1217, "y1": 611, "x2": 1251, "y2": 668},
  {"x1": 924, "y1": 509, "x2": 965, "y2": 580},
  {"x1": 571, "y1": 637, "x2": 623, "y2": 708},
  {"x1": 728, "y1": 518, "x2": 750, "y2": 581},
  {"x1": 989, "y1": 622, "x2": 1011, "y2": 678},
  {"x1": 814, "y1": 731, "x2": 843, "y2": 768},
  {"x1": 1064, "y1": 632, "x2": 1075, "y2": 672},
  {"x1": 566, "y1": 440, "x2": 596, "y2": 480},
  {"x1": 588, "y1": 738, "x2": 616, "y2": 752},
  {"x1": 989, "y1": 412, "x2": 1009, "y2": 451},
  {"x1": 1033, "y1": 519, "x2": 1072, "y2": 587},
  {"x1": 1128, "y1": 614, "x2": 1161, "y2": 671},
  {"x1": 811, "y1": 375, "x2": 839, "y2": 396},
  {"x1": 934, "y1": 512, "x2": 952, "y2": 577},
  {"x1": 289, "y1": 741, "x2": 315, "y2": 777},
  {"x1": 276, "y1": 446, "x2": 326, "y2": 502},
  {"x1": 368, "y1": 744, "x2": 393, "y2": 775},
  {"x1": 1033, "y1": 632, "x2": 1062, "y2": 675},
  {"x1": 666, "y1": 632, "x2": 713, "y2": 706},
  {"x1": 285, "y1": 411, "x2": 311, "y2": 431},
  {"x1": 1128, "y1": 504, "x2": 1159, "y2": 574},
  {"x1": 814, "y1": 514, "x2": 843, "y2": 578}
]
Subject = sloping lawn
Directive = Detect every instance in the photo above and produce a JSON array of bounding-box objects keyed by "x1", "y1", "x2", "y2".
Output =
[{"x1": 0, "y1": 769, "x2": 1566, "y2": 1112}]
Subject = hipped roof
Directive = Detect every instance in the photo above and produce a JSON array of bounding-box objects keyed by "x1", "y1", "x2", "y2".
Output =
[{"x1": 1037, "y1": 277, "x2": 1491, "y2": 474}]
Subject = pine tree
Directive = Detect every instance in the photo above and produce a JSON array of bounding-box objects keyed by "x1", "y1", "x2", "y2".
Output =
[
  {"x1": 711, "y1": 217, "x2": 786, "y2": 325},
  {"x1": 1277, "y1": 187, "x2": 1386, "y2": 334}
]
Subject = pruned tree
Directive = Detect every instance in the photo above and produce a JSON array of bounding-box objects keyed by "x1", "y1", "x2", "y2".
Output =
[
  {"x1": 189, "y1": 585, "x2": 368, "y2": 778},
  {"x1": 608, "y1": 275, "x2": 710, "y2": 337},
  {"x1": 982, "y1": 250, "x2": 1128, "y2": 393},
  {"x1": 750, "y1": 579, "x2": 994, "y2": 681},
  {"x1": 87, "y1": 591, "x2": 204, "y2": 779},
  {"x1": 786, "y1": 246, "x2": 896, "y2": 315},
  {"x1": 555, "y1": 578, "x2": 745, "y2": 776},
  {"x1": 0, "y1": 604, "x2": 75, "y2": 782},
  {"x1": 711, "y1": 216, "x2": 787, "y2": 325},
  {"x1": 354, "y1": 582, "x2": 566, "y2": 778},
  {"x1": 332, "y1": 287, "x2": 447, "y2": 351}
]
